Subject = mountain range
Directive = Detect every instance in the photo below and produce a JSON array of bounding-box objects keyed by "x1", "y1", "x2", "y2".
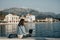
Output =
[{"x1": 0, "y1": 8, "x2": 60, "y2": 19}]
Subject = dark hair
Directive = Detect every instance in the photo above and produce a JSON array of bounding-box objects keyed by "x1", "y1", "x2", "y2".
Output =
[{"x1": 18, "y1": 19, "x2": 25, "y2": 26}]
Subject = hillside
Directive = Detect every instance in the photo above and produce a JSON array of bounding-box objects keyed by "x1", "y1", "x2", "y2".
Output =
[
  {"x1": 0, "y1": 8, "x2": 60, "y2": 20},
  {"x1": 0, "y1": 8, "x2": 40, "y2": 16}
]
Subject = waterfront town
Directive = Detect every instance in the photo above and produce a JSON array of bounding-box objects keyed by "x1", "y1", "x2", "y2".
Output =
[
  {"x1": 0, "y1": 13, "x2": 59, "y2": 36},
  {"x1": 0, "y1": 13, "x2": 59, "y2": 23}
]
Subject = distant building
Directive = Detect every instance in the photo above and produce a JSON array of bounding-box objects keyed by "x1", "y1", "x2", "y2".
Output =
[
  {"x1": 4, "y1": 14, "x2": 20, "y2": 23},
  {"x1": 25, "y1": 14, "x2": 35, "y2": 22},
  {"x1": 37, "y1": 18, "x2": 53, "y2": 22},
  {"x1": 45, "y1": 18, "x2": 53, "y2": 22}
]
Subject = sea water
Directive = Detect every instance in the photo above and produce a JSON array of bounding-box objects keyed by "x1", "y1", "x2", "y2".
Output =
[{"x1": 0, "y1": 22, "x2": 60, "y2": 38}]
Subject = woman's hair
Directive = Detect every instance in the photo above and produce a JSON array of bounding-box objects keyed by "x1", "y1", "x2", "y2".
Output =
[{"x1": 18, "y1": 19, "x2": 25, "y2": 26}]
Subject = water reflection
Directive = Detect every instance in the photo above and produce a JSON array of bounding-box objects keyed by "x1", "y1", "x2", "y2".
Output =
[
  {"x1": 0, "y1": 24, "x2": 18, "y2": 37},
  {"x1": 0, "y1": 22, "x2": 60, "y2": 38},
  {"x1": 25, "y1": 22, "x2": 35, "y2": 36},
  {"x1": 5, "y1": 24, "x2": 18, "y2": 37},
  {"x1": 35, "y1": 22, "x2": 60, "y2": 38},
  {"x1": 0, "y1": 25, "x2": 6, "y2": 37}
]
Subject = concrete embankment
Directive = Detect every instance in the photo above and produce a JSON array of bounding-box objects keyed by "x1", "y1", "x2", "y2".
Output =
[{"x1": 0, "y1": 37, "x2": 60, "y2": 40}]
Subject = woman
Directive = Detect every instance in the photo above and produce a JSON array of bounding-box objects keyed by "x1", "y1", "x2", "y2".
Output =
[{"x1": 17, "y1": 19, "x2": 28, "y2": 38}]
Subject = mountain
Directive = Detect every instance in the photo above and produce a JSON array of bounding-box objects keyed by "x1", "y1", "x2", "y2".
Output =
[
  {"x1": 36, "y1": 12, "x2": 56, "y2": 19},
  {"x1": 0, "y1": 7, "x2": 60, "y2": 19},
  {"x1": 0, "y1": 8, "x2": 40, "y2": 16}
]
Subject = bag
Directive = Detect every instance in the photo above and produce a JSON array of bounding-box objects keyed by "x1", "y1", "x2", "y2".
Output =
[
  {"x1": 29, "y1": 29, "x2": 33, "y2": 34},
  {"x1": 8, "y1": 34, "x2": 18, "y2": 38}
]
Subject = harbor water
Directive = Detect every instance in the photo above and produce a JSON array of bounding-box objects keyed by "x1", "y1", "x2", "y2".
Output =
[{"x1": 0, "y1": 22, "x2": 60, "y2": 38}]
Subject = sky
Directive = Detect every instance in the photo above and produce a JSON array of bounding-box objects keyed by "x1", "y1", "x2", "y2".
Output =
[{"x1": 0, "y1": 0, "x2": 60, "y2": 14}]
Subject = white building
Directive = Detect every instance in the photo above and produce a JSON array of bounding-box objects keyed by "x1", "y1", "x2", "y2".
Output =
[
  {"x1": 3, "y1": 14, "x2": 20, "y2": 36},
  {"x1": 4, "y1": 14, "x2": 20, "y2": 23},
  {"x1": 45, "y1": 18, "x2": 53, "y2": 22},
  {"x1": 25, "y1": 14, "x2": 35, "y2": 22}
]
